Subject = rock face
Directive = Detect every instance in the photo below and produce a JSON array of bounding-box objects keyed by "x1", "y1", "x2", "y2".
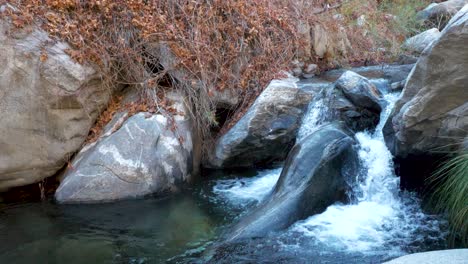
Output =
[
  {"x1": 384, "y1": 6, "x2": 468, "y2": 157},
  {"x1": 222, "y1": 123, "x2": 357, "y2": 242},
  {"x1": 0, "y1": 20, "x2": 111, "y2": 190},
  {"x1": 417, "y1": 0, "x2": 468, "y2": 27},
  {"x1": 403, "y1": 28, "x2": 441, "y2": 54},
  {"x1": 55, "y1": 92, "x2": 196, "y2": 203},
  {"x1": 208, "y1": 78, "x2": 312, "y2": 168}
]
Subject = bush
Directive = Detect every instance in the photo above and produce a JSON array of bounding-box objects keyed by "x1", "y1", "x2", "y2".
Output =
[
  {"x1": 0, "y1": 0, "x2": 432, "y2": 147},
  {"x1": 429, "y1": 151, "x2": 468, "y2": 246}
]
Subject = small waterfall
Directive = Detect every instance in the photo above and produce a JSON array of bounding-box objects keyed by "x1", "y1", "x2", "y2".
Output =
[
  {"x1": 297, "y1": 98, "x2": 328, "y2": 141},
  {"x1": 297, "y1": 85, "x2": 333, "y2": 141},
  {"x1": 292, "y1": 92, "x2": 445, "y2": 254}
]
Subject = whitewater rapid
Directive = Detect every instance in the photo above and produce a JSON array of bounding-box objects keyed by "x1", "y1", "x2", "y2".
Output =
[{"x1": 213, "y1": 91, "x2": 445, "y2": 256}]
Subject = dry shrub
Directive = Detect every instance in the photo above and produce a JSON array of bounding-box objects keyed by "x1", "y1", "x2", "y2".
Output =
[{"x1": 0, "y1": 0, "x2": 426, "y2": 151}]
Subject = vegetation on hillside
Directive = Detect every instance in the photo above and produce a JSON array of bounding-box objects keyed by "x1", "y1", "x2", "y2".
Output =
[{"x1": 0, "y1": 0, "x2": 432, "y2": 145}]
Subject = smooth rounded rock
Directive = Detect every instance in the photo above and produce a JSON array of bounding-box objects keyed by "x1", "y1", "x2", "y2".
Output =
[{"x1": 384, "y1": 249, "x2": 468, "y2": 264}]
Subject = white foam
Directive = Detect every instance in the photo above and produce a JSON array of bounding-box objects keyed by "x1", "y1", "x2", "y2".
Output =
[
  {"x1": 297, "y1": 98, "x2": 327, "y2": 141},
  {"x1": 213, "y1": 168, "x2": 282, "y2": 206},
  {"x1": 292, "y1": 92, "x2": 444, "y2": 255}
]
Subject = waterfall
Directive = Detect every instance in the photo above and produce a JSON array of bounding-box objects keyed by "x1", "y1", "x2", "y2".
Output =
[
  {"x1": 210, "y1": 82, "x2": 445, "y2": 258},
  {"x1": 291, "y1": 92, "x2": 445, "y2": 254},
  {"x1": 297, "y1": 84, "x2": 333, "y2": 141},
  {"x1": 297, "y1": 98, "x2": 327, "y2": 141}
]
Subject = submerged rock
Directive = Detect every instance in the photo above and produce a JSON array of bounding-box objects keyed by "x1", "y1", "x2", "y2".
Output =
[
  {"x1": 0, "y1": 20, "x2": 111, "y2": 190},
  {"x1": 403, "y1": 28, "x2": 441, "y2": 54},
  {"x1": 55, "y1": 91, "x2": 197, "y2": 203},
  {"x1": 207, "y1": 78, "x2": 312, "y2": 169},
  {"x1": 384, "y1": 5, "x2": 468, "y2": 157},
  {"x1": 220, "y1": 123, "x2": 358, "y2": 242}
]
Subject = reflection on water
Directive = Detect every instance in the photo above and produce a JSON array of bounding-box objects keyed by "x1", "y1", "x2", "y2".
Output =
[
  {"x1": 0, "y1": 165, "x2": 448, "y2": 264},
  {"x1": 0, "y1": 193, "x2": 220, "y2": 264}
]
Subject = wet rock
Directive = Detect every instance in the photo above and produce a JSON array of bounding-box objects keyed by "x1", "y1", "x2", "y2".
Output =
[
  {"x1": 207, "y1": 77, "x2": 312, "y2": 169},
  {"x1": 335, "y1": 71, "x2": 383, "y2": 112},
  {"x1": 403, "y1": 28, "x2": 441, "y2": 54},
  {"x1": 0, "y1": 20, "x2": 111, "y2": 190},
  {"x1": 220, "y1": 123, "x2": 358, "y2": 241},
  {"x1": 390, "y1": 80, "x2": 406, "y2": 92},
  {"x1": 55, "y1": 91, "x2": 197, "y2": 203},
  {"x1": 320, "y1": 64, "x2": 415, "y2": 83},
  {"x1": 329, "y1": 92, "x2": 380, "y2": 132},
  {"x1": 384, "y1": 6, "x2": 468, "y2": 157}
]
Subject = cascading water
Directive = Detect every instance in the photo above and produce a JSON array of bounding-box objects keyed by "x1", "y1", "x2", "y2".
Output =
[
  {"x1": 297, "y1": 97, "x2": 327, "y2": 141},
  {"x1": 208, "y1": 88, "x2": 446, "y2": 261},
  {"x1": 291, "y1": 92, "x2": 446, "y2": 255}
]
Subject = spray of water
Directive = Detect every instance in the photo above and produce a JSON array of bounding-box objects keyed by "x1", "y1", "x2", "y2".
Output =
[
  {"x1": 291, "y1": 93, "x2": 445, "y2": 254},
  {"x1": 213, "y1": 168, "x2": 282, "y2": 207}
]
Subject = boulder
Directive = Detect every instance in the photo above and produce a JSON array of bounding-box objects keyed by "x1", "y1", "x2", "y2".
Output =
[
  {"x1": 311, "y1": 24, "x2": 330, "y2": 58},
  {"x1": 416, "y1": 0, "x2": 468, "y2": 28},
  {"x1": 320, "y1": 64, "x2": 414, "y2": 84},
  {"x1": 221, "y1": 123, "x2": 358, "y2": 242},
  {"x1": 329, "y1": 92, "x2": 380, "y2": 132},
  {"x1": 0, "y1": 20, "x2": 111, "y2": 190},
  {"x1": 403, "y1": 28, "x2": 441, "y2": 54},
  {"x1": 55, "y1": 91, "x2": 197, "y2": 203},
  {"x1": 207, "y1": 77, "x2": 312, "y2": 168},
  {"x1": 335, "y1": 71, "x2": 383, "y2": 112},
  {"x1": 384, "y1": 249, "x2": 468, "y2": 264},
  {"x1": 384, "y1": 5, "x2": 468, "y2": 157}
]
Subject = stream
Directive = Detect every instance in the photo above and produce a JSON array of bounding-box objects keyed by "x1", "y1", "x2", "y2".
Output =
[{"x1": 0, "y1": 76, "x2": 449, "y2": 264}]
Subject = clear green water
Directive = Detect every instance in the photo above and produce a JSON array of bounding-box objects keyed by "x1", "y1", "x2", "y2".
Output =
[
  {"x1": 0, "y1": 169, "x2": 260, "y2": 264},
  {"x1": 0, "y1": 168, "x2": 448, "y2": 264}
]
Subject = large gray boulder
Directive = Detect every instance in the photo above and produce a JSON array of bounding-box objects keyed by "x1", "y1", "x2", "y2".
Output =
[
  {"x1": 384, "y1": 249, "x2": 468, "y2": 264},
  {"x1": 330, "y1": 71, "x2": 384, "y2": 132},
  {"x1": 384, "y1": 5, "x2": 468, "y2": 157},
  {"x1": 403, "y1": 28, "x2": 441, "y2": 54},
  {"x1": 417, "y1": 0, "x2": 468, "y2": 28},
  {"x1": 55, "y1": 92, "x2": 197, "y2": 203},
  {"x1": 0, "y1": 20, "x2": 111, "y2": 190},
  {"x1": 335, "y1": 71, "x2": 383, "y2": 112},
  {"x1": 207, "y1": 78, "x2": 312, "y2": 168},
  {"x1": 329, "y1": 91, "x2": 381, "y2": 132},
  {"x1": 221, "y1": 123, "x2": 358, "y2": 242}
]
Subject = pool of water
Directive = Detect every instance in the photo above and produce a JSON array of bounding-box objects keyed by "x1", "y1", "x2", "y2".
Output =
[{"x1": 0, "y1": 166, "x2": 448, "y2": 264}]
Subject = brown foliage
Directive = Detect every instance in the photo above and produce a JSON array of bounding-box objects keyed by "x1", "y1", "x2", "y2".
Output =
[{"x1": 1, "y1": 0, "x2": 420, "y2": 148}]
